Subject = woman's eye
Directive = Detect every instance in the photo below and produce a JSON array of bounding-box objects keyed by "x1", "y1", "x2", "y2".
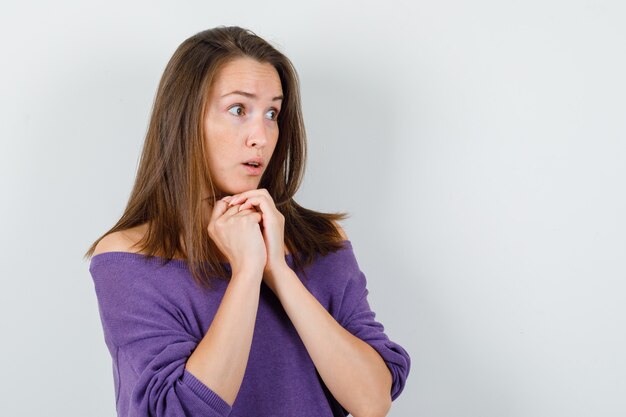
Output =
[
  {"x1": 228, "y1": 105, "x2": 244, "y2": 116},
  {"x1": 266, "y1": 109, "x2": 279, "y2": 120}
]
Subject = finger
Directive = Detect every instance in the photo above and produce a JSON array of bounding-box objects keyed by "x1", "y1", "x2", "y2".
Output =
[
  {"x1": 210, "y1": 196, "x2": 245, "y2": 222},
  {"x1": 236, "y1": 196, "x2": 274, "y2": 215},
  {"x1": 227, "y1": 188, "x2": 270, "y2": 207},
  {"x1": 238, "y1": 200, "x2": 260, "y2": 212},
  {"x1": 234, "y1": 207, "x2": 262, "y2": 221},
  {"x1": 221, "y1": 203, "x2": 247, "y2": 220},
  {"x1": 210, "y1": 197, "x2": 233, "y2": 219}
]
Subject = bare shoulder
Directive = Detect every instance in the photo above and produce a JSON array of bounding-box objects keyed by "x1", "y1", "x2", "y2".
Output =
[
  {"x1": 332, "y1": 220, "x2": 349, "y2": 241},
  {"x1": 93, "y1": 224, "x2": 148, "y2": 256}
]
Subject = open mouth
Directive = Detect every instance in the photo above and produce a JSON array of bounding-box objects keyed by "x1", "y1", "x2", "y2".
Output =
[{"x1": 242, "y1": 163, "x2": 263, "y2": 175}]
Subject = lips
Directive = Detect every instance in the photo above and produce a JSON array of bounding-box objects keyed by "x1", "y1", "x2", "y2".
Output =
[
  {"x1": 242, "y1": 157, "x2": 264, "y2": 168},
  {"x1": 242, "y1": 162, "x2": 263, "y2": 175}
]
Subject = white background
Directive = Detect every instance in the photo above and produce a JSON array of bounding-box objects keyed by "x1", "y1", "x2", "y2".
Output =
[{"x1": 1, "y1": 1, "x2": 625, "y2": 416}]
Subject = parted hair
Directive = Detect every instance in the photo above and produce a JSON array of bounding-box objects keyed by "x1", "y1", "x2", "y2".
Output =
[{"x1": 84, "y1": 25, "x2": 350, "y2": 289}]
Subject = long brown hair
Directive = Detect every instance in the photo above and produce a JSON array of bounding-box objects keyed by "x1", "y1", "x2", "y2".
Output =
[{"x1": 84, "y1": 26, "x2": 350, "y2": 289}]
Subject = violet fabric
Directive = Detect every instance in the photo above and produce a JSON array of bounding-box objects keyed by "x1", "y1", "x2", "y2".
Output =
[{"x1": 89, "y1": 240, "x2": 411, "y2": 416}]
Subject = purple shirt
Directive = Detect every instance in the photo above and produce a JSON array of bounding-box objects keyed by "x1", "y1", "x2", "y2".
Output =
[{"x1": 89, "y1": 240, "x2": 411, "y2": 416}]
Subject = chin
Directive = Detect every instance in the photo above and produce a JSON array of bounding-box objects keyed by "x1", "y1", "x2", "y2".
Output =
[{"x1": 221, "y1": 184, "x2": 260, "y2": 196}]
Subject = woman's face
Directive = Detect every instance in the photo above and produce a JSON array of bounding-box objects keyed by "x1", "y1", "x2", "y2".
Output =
[{"x1": 204, "y1": 56, "x2": 283, "y2": 196}]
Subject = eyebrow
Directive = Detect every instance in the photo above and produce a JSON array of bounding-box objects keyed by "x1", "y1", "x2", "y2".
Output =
[{"x1": 221, "y1": 90, "x2": 284, "y2": 102}]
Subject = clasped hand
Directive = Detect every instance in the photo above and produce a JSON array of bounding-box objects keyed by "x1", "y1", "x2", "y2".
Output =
[{"x1": 207, "y1": 188, "x2": 289, "y2": 290}]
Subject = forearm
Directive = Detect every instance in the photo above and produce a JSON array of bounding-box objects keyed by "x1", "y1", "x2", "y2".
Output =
[
  {"x1": 184, "y1": 270, "x2": 262, "y2": 406},
  {"x1": 271, "y1": 267, "x2": 392, "y2": 417}
]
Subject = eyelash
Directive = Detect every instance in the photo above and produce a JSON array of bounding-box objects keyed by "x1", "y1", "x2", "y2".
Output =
[{"x1": 228, "y1": 104, "x2": 280, "y2": 121}]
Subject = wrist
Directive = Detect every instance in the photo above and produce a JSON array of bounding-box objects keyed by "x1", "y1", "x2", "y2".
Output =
[
  {"x1": 266, "y1": 264, "x2": 299, "y2": 299},
  {"x1": 231, "y1": 265, "x2": 263, "y2": 282},
  {"x1": 265, "y1": 258, "x2": 290, "y2": 275}
]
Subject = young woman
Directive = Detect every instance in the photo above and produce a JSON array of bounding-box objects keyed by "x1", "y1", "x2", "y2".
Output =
[{"x1": 85, "y1": 26, "x2": 410, "y2": 417}]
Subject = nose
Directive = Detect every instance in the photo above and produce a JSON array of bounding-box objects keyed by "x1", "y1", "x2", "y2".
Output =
[{"x1": 246, "y1": 114, "x2": 270, "y2": 148}]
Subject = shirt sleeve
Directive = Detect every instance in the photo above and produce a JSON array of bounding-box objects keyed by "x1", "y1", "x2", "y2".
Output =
[
  {"x1": 336, "y1": 264, "x2": 412, "y2": 403},
  {"x1": 90, "y1": 259, "x2": 232, "y2": 417}
]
